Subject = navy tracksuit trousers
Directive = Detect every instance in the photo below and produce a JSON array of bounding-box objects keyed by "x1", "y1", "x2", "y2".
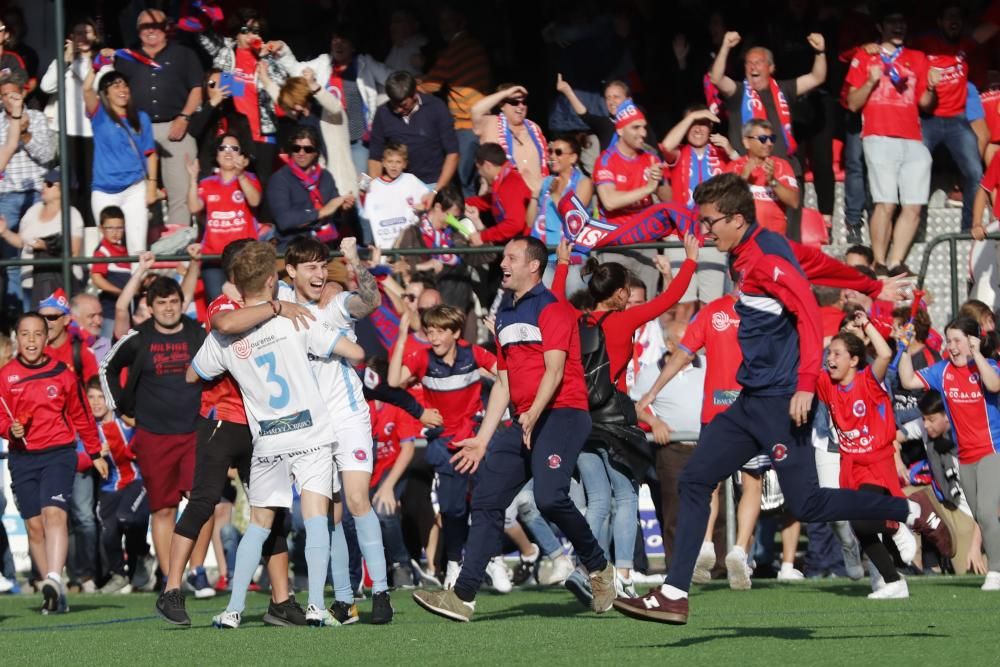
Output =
[
  {"x1": 666, "y1": 393, "x2": 911, "y2": 592},
  {"x1": 454, "y1": 408, "x2": 606, "y2": 601}
]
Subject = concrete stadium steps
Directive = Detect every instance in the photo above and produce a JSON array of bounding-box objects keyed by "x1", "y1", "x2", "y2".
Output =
[{"x1": 810, "y1": 183, "x2": 966, "y2": 327}]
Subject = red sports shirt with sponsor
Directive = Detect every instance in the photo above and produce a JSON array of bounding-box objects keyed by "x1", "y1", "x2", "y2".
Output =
[
  {"x1": 679, "y1": 294, "x2": 742, "y2": 424},
  {"x1": 199, "y1": 294, "x2": 248, "y2": 424},
  {"x1": 196, "y1": 173, "x2": 261, "y2": 255},
  {"x1": 369, "y1": 399, "x2": 420, "y2": 488},
  {"x1": 816, "y1": 367, "x2": 896, "y2": 463},
  {"x1": 845, "y1": 48, "x2": 929, "y2": 140},
  {"x1": 980, "y1": 152, "x2": 1000, "y2": 220},
  {"x1": 911, "y1": 35, "x2": 975, "y2": 118},
  {"x1": 594, "y1": 146, "x2": 661, "y2": 222},
  {"x1": 726, "y1": 156, "x2": 798, "y2": 235},
  {"x1": 982, "y1": 89, "x2": 1000, "y2": 143},
  {"x1": 917, "y1": 359, "x2": 1000, "y2": 464}
]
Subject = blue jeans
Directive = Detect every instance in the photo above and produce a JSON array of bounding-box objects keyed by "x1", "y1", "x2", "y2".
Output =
[
  {"x1": 922, "y1": 114, "x2": 984, "y2": 231},
  {"x1": 511, "y1": 480, "x2": 564, "y2": 557},
  {"x1": 576, "y1": 448, "x2": 639, "y2": 569},
  {"x1": 456, "y1": 129, "x2": 480, "y2": 197},
  {"x1": 201, "y1": 265, "x2": 226, "y2": 304},
  {"x1": 842, "y1": 112, "x2": 869, "y2": 229},
  {"x1": 68, "y1": 471, "x2": 98, "y2": 582},
  {"x1": 0, "y1": 190, "x2": 39, "y2": 311}
]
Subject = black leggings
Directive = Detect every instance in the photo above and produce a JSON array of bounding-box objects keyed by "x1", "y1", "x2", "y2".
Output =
[
  {"x1": 850, "y1": 484, "x2": 901, "y2": 583},
  {"x1": 174, "y1": 418, "x2": 287, "y2": 555}
]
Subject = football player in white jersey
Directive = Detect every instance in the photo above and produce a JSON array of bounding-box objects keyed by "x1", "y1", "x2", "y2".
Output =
[
  {"x1": 189, "y1": 241, "x2": 364, "y2": 629},
  {"x1": 281, "y1": 236, "x2": 393, "y2": 624}
]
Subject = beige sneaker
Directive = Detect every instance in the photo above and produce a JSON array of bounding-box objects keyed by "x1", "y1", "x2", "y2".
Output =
[
  {"x1": 589, "y1": 562, "x2": 616, "y2": 613},
  {"x1": 412, "y1": 589, "x2": 475, "y2": 623}
]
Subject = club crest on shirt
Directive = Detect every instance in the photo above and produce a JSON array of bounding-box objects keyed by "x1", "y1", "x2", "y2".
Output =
[
  {"x1": 547, "y1": 454, "x2": 562, "y2": 469},
  {"x1": 46, "y1": 385, "x2": 59, "y2": 399},
  {"x1": 970, "y1": 372, "x2": 980, "y2": 385},
  {"x1": 353, "y1": 448, "x2": 368, "y2": 462},
  {"x1": 771, "y1": 443, "x2": 788, "y2": 462},
  {"x1": 852, "y1": 400, "x2": 866, "y2": 417},
  {"x1": 232, "y1": 190, "x2": 245, "y2": 204}
]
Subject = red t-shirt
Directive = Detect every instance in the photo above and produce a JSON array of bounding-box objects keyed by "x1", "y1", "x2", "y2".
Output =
[
  {"x1": 404, "y1": 341, "x2": 496, "y2": 443},
  {"x1": 981, "y1": 152, "x2": 1000, "y2": 220},
  {"x1": 369, "y1": 399, "x2": 419, "y2": 489},
  {"x1": 982, "y1": 89, "x2": 1000, "y2": 143},
  {"x1": 726, "y1": 156, "x2": 798, "y2": 235},
  {"x1": 911, "y1": 35, "x2": 976, "y2": 117},
  {"x1": 846, "y1": 48, "x2": 929, "y2": 140},
  {"x1": 199, "y1": 294, "x2": 248, "y2": 424},
  {"x1": 665, "y1": 144, "x2": 730, "y2": 210},
  {"x1": 594, "y1": 146, "x2": 661, "y2": 222},
  {"x1": 476, "y1": 164, "x2": 531, "y2": 244},
  {"x1": 197, "y1": 173, "x2": 261, "y2": 255},
  {"x1": 91, "y1": 238, "x2": 130, "y2": 278},
  {"x1": 817, "y1": 367, "x2": 896, "y2": 463},
  {"x1": 46, "y1": 337, "x2": 99, "y2": 384},
  {"x1": 679, "y1": 294, "x2": 742, "y2": 424}
]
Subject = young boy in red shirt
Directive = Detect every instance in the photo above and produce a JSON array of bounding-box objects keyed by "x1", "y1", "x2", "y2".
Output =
[{"x1": 0, "y1": 313, "x2": 107, "y2": 614}]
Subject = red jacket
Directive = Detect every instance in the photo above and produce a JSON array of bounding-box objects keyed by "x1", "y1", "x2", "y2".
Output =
[
  {"x1": 468, "y1": 163, "x2": 531, "y2": 243},
  {"x1": 0, "y1": 356, "x2": 102, "y2": 456}
]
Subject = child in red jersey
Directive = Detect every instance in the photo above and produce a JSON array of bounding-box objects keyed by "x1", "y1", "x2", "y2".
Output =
[
  {"x1": 0, "y1": 313, "x2": 107, "y2": 614},
  {"x1": 818, "y1": 311, "x2": 911, "y2": 599}
]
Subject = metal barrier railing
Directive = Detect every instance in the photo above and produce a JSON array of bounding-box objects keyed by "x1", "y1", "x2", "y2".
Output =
[{"x1": 915, "y1": 231, "x2": 1000, "y2": 317}]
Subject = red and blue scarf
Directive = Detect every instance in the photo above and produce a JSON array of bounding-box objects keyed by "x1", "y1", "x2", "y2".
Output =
[
  {"x1": 741, "y1": 77, "x2": 796, "y2": 156},
  {"x1": 497, "y1": 114, "x2": 549, "y2": 176},
  {"x1": 418, "y1": 216, "x2": 460, "y2": 266}
]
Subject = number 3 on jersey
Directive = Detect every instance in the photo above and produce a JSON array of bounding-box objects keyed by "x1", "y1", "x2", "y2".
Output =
[{"x1": 255, "y1": 352, "x2": 290, "y2": 409}]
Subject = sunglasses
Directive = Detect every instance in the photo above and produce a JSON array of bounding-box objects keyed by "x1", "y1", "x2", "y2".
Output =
[
  {"x1": 547, "y1": 147, "x2": 572, "y2": 157},
  {"x1": 504, "y1": 98, "x2": 527, "y2": 107},
  {"x1": 137, "y1": 22, "x2": 167, "y2": 32},
  {"x1": 752, "y1": 134, "x2": 777, "y2": 144},
  {"x1": 217, "y1": 144, "x2": 242, "y2": 153},
  {"x1": 42, "y1": 313, "x2": 65, "y2": 322},
  {"x1": 290, "y1": 145, "x2": 317, "y2": 154},
  {"x1": 239, "y1": 26, "x2": 261, "y2": 35}
]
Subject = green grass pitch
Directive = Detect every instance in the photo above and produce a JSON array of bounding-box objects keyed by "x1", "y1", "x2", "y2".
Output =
[{"x1": 0, "y1": 577, "x2": 997, "y2": 666}]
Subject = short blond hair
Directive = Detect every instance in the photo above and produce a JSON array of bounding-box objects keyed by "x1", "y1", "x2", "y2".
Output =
[{"x1": 231, "y1": 241, "x2": 277, "y2": 294}]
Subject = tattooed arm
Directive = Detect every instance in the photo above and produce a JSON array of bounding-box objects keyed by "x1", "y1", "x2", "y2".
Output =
[{"x1": 342, "y1": 237, "x2": 381, "y2": 319}]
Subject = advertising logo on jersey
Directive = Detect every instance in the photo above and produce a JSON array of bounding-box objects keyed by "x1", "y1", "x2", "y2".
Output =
[
  {"x1": 233, "y1": 337, "x2": 253, "y2": 359},
  {"x1": 771, "y1": 443, "x2": 788, "y2": 462},
  {"x1": 711, "y1": 311, "x2": 738, "y2": 332},
  {"x1": 852, "y1": 400, "x2": 866, "y2": 417}
]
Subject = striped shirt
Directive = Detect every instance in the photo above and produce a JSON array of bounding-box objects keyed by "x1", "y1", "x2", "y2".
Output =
[
  {"x1": 419, "y1": 33, "x2": 491, "y2": 131},
  {"x1": 0, "y1": 110, "x2": 56, "y2": 194}
]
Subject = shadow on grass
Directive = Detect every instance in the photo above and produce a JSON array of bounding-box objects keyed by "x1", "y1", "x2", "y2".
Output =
[
  {"x1": 477, "y1": 600, "x2": 592, "y2": 621},
  {"x1": 636, "y1": 626, "x2": 948, "y2": 648}
]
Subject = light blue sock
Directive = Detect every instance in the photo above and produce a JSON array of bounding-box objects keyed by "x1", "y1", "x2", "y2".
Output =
[
  {"x1": 303, "y1": 515, "x2": 330, "y2": 610},
  {"x1": 226, "y1": 523, "x2": 270, "y2": 614},
  {"x1": 329, "y1": 523, "x2": 354, "y2": 603},
  {"x1": 354, "y1": 509, "x2": 388, "y2": 594}
]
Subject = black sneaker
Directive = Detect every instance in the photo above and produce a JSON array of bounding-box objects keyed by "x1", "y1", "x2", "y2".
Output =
[
  {"x1": 330, "y1": 600, "x2": 359, "y2": 625},
  {"x1": 370, "y1": 591, "x2": 393, "y2": 625},
  {"x1": 156, "y1": 588, "x2": 191, "y2": 626},
  {"x1": 263, "y1": 595, "x2": 308, "y2": 627},
  {"x1": 40, "y1": 578, "x2": 59, "y2": 615},
  {"x1": 846, "y1": 225, "x2": 864, "y2": 245}
]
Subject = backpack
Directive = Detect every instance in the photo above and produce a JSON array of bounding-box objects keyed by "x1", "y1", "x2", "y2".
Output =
[{"x1": 579, "y1": 312, "x2": 637, "y2": 426}]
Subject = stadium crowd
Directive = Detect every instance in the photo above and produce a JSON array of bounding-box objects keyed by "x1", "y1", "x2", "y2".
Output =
[{"x1": 1, "y1": 0, "x2": 1000, "y2": 627}]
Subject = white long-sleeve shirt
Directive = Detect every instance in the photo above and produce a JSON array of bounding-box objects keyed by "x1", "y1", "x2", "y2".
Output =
[{"x1": 41, "y1": 57, "x2": 93, "y2": 137}]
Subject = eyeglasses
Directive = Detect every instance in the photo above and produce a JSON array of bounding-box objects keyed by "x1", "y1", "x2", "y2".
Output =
[
  {"x1": 217, "y1": 144, "x2": 242, "y2": 153},
  {"x1": 42, "y1": 313, "x2": 65, "y2": 322},
  {"x1": 699, "y1": 213, "x2": 732, "y2": 232},
  {"x1": 403, "y1": 294, "x2": 418, "y2": 302},
  {"x1": 751, "y1": 134, "x2": 777, "y2": 144},
  {"x1": 290, "y1": 145, "x2": 317, "y2": 154},
  {"x1": 504, "y1": 98, "x2": 527, "y2": 107},
  {"x1": 137, "y1": 22, "x2": 167, "y2": 32},
  {"x1": 547, "y1": 147, "x2": 571, "y2": 157},
  {"x1": 239, "y1": 26, "x2": 261, "y2": 35}
]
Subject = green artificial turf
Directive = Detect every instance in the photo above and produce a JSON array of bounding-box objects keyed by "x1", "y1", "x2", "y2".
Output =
[{"x1": 0, "y1": 578, "x2": 996, "y2": 666}]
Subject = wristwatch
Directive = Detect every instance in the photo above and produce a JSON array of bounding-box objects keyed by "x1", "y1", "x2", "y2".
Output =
[{"x1": 177, "y1": 113, "x2": 191, "y2": 121}]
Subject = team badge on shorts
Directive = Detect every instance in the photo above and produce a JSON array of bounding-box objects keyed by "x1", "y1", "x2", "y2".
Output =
[
  {"x1": 353, "y1": 449, "x2": 368, "y2": 462},
  {"x1": 547, "y1": 454, "x2": 562, "y2": 469},
  {"x1": 771, "y1": 443, "x2": 788, "y2": 462}
]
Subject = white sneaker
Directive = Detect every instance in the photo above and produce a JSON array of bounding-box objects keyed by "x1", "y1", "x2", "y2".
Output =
[
  {"x1": 80, "y1": 579, "x2": 98, "y2": 594},
  {"x1": 486, "y1": 556, "x2": 513, "y2": 594},
  {"x1": 692, "y1": 542, "x2": 715, "y2": 584},
  {"x1": 443, "y1": 561, "x2": 461, "y2": 590},
  {"x1": 867, "y1": 578, "x2": 909, "y2": 600},
  {"x1": 630, "y1": 571, "x2": 665, "y2": 586},
  {"x1": 538, "y1": 554, "x2": 575, "y2": 586},
  {"x1": 306, "y1": 603, "x2": 337, "y2": 627},
  {"x1": 0, "y1": 575, "x2": 14, "y2": 593},
  {"x1": 892, "y1": 524, "x2": 917, "y2": 564},
  {"x1": 870, "y1": 568, "x2": 886, "y2": 592},
  {"x1": 212, "y1": 610, "x2": 241, "y2": 629},
  {"x1": 777, "y1": 563, "x2": 805, "y2": 581},
  {"x1": 981, "y1": 571, "x2": 1000, "y2": 591},
  {"x1": 725, "y1": 546, "x2": 753, "y2": 591},
  {"x1": 614, "y1": 571, "x2": 637, "y2": 598}
]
